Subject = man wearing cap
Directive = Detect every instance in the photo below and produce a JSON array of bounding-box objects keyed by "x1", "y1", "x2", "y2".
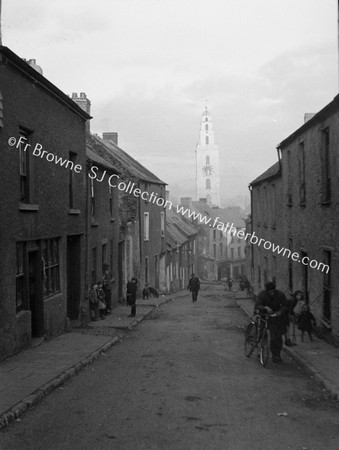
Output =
[
  {"x1": 187, "y1": 273, "x2": 200, "y2": 302},
  {"x1": 255, "y1": 281, "x2": 288, "y2": 363}
]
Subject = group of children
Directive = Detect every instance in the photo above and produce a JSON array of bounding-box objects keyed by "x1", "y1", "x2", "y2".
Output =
[
  {"x1": 89, "y1": 281, "x2": 108, "y2": 321},
  {"x1": 284, "y1": 290, "x2": 317, "y2": 345}
]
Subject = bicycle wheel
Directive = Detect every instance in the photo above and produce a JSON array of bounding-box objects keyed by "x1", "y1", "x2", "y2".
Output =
[
  {"x1": 244, "y1": 322, "x2": 256, "y2": 357},
  {"x1": 259, "y1": 329, "x2": 271, "y2": 367}
]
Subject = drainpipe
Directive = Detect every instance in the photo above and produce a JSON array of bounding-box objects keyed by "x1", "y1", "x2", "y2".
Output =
[
  {"x1": 248, "y1": 183, "x2": 254, "y2": 289},
  {"x1": 81, "y1": 158, "x2": 91, "y2": 326}
]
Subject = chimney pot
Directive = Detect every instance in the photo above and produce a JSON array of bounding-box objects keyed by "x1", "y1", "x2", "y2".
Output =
[{"x1": 102, "y1": 132, "x2": 118, "y2": 145}]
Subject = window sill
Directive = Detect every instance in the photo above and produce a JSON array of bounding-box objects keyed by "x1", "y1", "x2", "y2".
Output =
[
  {"x1": 110, "y1": 218, "x2": 115, "y2": 223},
  {"x1": 299, "y1": 202, "x2": 306, "y2": 207},
  {"x1": 321, "y1": 200, "x2": 331, "y2": 206},
  {"x1": 91, "y1": 218, "x2": 99, "y2": 227},
  {"x1": 69, "y1": 208, "x2": 81, "y2": 215},
  {"x1": 18, "y1": 203, "x2": 39, "y2": 211}
]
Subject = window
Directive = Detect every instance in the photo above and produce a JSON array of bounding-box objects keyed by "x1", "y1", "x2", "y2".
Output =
[
  {"x1": 161, "y1": 212, "x2": 165, "y2": 237},
  {"x1": 205, "y1": 136, "x2": 209, "y2": 145},
  {"x1": 237, "y1": 247, "x2": 241, "y2": 258},
  {"x1": 109, "y1": 183, "x2": 114, "y2": 219},
  {"x1": 110, "y1": 240, "x2": 113, "y2": 274},
  {"x1": 321, "y1": 128, "x2": 331, "y2": 203},
  {"x1": 231, "y1": 248, "x2": 234, "y2": 259},
  {"x1": 144, "y1": 212, "x2": 149, "y2": 241},
  {"x1": 41, "y1": 238, "x2": 60, "y2": 297},
  {"x1": 213, "y1": 244, "x2": 217, "y2": 258},
  {"x1": 206, "y1": 178, "x2": 211, "y2": 189},
  {"x1": 205, "y1": 124, "x2": 208, "y2": 131},
  {"x1": 288, "y1": 239, "x2": 293, "y2": 291},
  {"x1": 90, "y1": 178, "x2": 95, "y2": 216},
  {"x1": 19, "y1": 129, "x2": 32, "y2": 203},
  {"x1": 220, "y1": 231, "x2": 223, "y2": 239},
  {"x1": 91, "y1": 247, "x2": 97, "y2": 285},
  {"x1": 205, "y1": 117, "x2": 208, "y2": 122},
  {"x1": 323, "y1": 250, "x2": 331, "y2": 326},
  {"x1": 219, "y1": 243, "x2": 223, "y2": 257},
  {"x1": 206, "y1": 155, "x2": 210, "y2": 165},
  {"x1": 298, "y1": 142, "x2": 306, "y2": 204},
  {"x1": 271, "y1": 184, "x2": 276, "y2": 228},
  {"x1": 102, "y1": 243, "x2": 107, "y2": 269},
  {"x1": 287, "y1": 150, "x2": 292, "y2": 205},
  {"x1": 69, "y1": 152, "x2": 77, "y2": 209},
  {"x1": 264, "y1": 257, "x2": 268, "y2": 284},
  {"x1": 16, "y1": 242, "x2": 26, "y2": 312},
  {"x1": 213, "y1": 229, "x2": 216, "y2": 240}
]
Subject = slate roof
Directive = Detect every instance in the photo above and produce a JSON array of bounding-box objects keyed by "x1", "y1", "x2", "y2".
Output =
[
  {"x1": 249, "y1": 161, "x2": 281, "y2": 187},
  {"x1": 0, "y1": 46, "x2": 91, "y2": 121},
  {"x1": 277, "y1": 93, "x2": 339, "y2": 149},
  {"x1": 166, "y1": 208, "x2": 197, "y2": 251},
  {"x1": 93, "y1": 135, "x2": 166, "y2": 185},
  {"x1": 190, "y1": 201, "x2": 245, "y2": 228}
]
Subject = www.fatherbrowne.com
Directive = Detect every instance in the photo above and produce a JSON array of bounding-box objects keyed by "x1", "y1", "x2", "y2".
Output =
[
  {"x1": 7, "y1": 135, "x2": 329, "y2": 274},
  {"x1": 175, "y1": 205, "x2": 330, "y2": 274}
]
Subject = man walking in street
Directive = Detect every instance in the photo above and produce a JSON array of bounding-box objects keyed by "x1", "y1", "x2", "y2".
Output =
[
  {"x1": 188, "y1": 273, "x2": 200, "y2": 302},
  {"x1": 126, "y1": 277, "x2": 138, "y2": 317},
  {"x1": 255, "y1": 281, "x2": 288, "y2": 363}
]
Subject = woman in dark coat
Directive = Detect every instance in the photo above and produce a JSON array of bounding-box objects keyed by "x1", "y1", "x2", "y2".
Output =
[{"x1": 126, "y1": 277, "x2": 138, "y2": 317}]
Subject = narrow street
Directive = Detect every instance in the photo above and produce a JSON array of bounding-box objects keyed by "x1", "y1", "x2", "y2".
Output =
[{"x1": 1, "y1": 285, "x2": 339, "y2": 450}]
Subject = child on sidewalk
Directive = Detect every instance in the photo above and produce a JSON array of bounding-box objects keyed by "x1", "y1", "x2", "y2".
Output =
[
  {"x1": 298, "y1": 304, "x2": 316, "y2": 342},
  {"x1": 97, "y1": 281, "x2": 106, "y2": 320},
  {"x1": 89, "y1": 283, "x2": 98, "y2": 321}
]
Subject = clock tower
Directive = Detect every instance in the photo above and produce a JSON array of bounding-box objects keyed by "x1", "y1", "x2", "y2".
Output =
[{"x1": 196, "y1": 106, "x2": 221, "y2": 207}]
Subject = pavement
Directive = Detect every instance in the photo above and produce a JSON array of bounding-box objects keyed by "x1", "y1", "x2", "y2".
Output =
[
  {"x1": 0, "y1": 291, "x2": 185, "y2": 430},
  {"x1": 1, "y1": 288, "x2": 339, "y2": 431},
  {"x1": 236, "y1": 291, "x2": 339, "y2": 400}
]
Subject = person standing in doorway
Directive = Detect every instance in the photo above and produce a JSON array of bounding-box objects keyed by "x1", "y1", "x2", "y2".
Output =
[
  {"x1": 126, "y1": 277, "x2": 138, "y2": 317},
  {"x1": 89, "y1": 283, "x2": 98, "y2": 321},
  {"x1": 187, "y1": 273, "x2": 200, "y2": 302},
  {"x1": 102, "y1": 264, "x2": 113, "y2": 314}
]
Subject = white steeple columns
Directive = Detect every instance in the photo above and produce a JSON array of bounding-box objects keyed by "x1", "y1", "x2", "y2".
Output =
[{"x1": 196, "y1": 107, "x2": 221, "y2": 207}]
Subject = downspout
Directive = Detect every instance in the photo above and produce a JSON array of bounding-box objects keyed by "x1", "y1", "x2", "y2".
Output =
[
  {"x1": 81, "y1": 157, "x2": 91, "y2": 326},
  {"x1": 248, "y1": 183, "x2": 254, "y2": 289}
]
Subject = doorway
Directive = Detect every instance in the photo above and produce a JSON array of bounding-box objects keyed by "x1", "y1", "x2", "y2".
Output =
[
  {"x1": 28, "y1": 250, "x2": 44, "y2": 338},
  {"x1": 67, "y1": 235, "x2": 81, "y2": 320}
]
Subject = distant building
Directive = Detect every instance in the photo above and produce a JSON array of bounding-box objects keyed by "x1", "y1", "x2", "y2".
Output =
[
  {"x1": 0, "y1": 46, "x2": 90, "y2": 359},
  {"x1": 166, "y1": 208, "x2": 198, "y2": 292},
  {"x1": 196, "y1": 107, "x2": 221, "y2": 207},
  {"x1": 180, "y1": 199, "x2": 245, "y2": 281}
]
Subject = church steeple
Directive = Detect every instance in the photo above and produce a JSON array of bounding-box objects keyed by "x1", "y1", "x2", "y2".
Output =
[
  {"x1": 195, "y1": 106, "x2": 221, "y2": 207},
  {"x1": 199, "y1": 107, "x2": 215, "y2": 146}
]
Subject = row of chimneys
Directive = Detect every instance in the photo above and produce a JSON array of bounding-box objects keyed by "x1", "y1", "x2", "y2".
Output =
[{"x1": 71, "y1": 92, "x2": 118, "y2": 144}]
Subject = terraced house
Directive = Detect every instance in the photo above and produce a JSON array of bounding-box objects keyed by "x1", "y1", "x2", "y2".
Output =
[{"x1": 0, "y1": 46, "x2": 90, "y2": 359}]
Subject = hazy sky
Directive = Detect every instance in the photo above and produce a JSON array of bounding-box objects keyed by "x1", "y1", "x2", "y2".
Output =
[{"x1": 2, "y1": 0, "x2": 338, "y2": 206}]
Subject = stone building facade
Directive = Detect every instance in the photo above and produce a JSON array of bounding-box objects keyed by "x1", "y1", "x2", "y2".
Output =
[
  {"x1": 249, "y1": 162, "x2": 283, "y2": 296},
  {"x1": 277, "y1": 99, "x2": 339, "y2": 335},
  {"x1": 249, "y1": 95, "x2": 339, "y2": 336},
  {"x1": 0, "y1": 46, "x2": 89, "y2": 359}
]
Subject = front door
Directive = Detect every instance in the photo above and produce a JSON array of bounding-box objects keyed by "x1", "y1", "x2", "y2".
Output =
[
  {"x1": 67, "y1": 235, "x2": 81, "y2": 320},
  {"x1": 28, "y1": 251, "x2": 44, "y2": 338}
]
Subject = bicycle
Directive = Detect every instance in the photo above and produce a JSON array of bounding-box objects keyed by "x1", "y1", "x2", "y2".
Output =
[{"x1": 244, "y1": 310, "x2": 275, "y2": 367}]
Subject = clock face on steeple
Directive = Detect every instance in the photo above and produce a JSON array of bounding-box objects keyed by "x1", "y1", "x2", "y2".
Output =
[{"x1": 202, "y1": 164, "x2": 214, "y2": 176}]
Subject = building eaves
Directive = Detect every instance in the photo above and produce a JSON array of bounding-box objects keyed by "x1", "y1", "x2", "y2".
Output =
[
  {"x1": 277, "y1": 93, "x2": 339, "y2": 150},
  {"x1": 249, "y1": 161, "x2": 281, "y2": 187},
  {"x1": 86, "y1": 148, "x2": 120, "y2": 173},
  {"x1": 0, "y1": 46, "x2": 91, "y2": 121},
  {"x1": 97, "y1": 136, "x2": 166, "y2": 186}
]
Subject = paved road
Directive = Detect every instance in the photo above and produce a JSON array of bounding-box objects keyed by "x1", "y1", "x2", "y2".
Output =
[{"x1": 1, "y1": 285, "x2": 339, "y2": 449}]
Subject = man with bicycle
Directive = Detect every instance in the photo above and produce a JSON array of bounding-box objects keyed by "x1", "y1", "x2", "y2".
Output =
[{"x1": 255, "y1": 281, "x2": 288, "y2": 363}]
